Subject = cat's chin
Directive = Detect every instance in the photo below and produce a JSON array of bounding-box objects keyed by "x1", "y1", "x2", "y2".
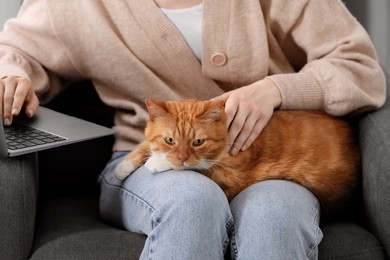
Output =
[
  {"x1": 181, "y1": 161, "x2": 214, "y2": 171},
  {"x1": 163, "y1": 163, "x2": 190, "y2": 171},
  {"x1": 145, "y1": 151, "x2": 214, "y2": 173},
  {"x1": 164, "y1": 162, "x2": 212, "y2": 172}
]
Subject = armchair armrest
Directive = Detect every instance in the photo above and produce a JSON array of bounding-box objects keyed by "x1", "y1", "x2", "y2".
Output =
[
  {"x1": 0, "y1": 154, "x2": 38, "y2": 260},
  {"x1": 359, "y1": 79, "x2": 390, "y2": 257}
]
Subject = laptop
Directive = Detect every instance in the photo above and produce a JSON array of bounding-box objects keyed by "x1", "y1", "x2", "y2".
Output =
[{"x1": 0, "y1": 106, "x2": 115, "y2": 157}]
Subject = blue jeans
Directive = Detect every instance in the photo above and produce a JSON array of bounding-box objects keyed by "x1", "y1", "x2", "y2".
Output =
[{"x1": 99, "y1": 152, "x2": 323, "y2": 259}]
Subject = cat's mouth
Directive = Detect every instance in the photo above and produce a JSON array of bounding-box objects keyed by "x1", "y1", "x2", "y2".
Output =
[
  {"x1": 170, "y1": 162, "x2": 191, "y2": 171},
  {"x1": 173, "y1": 161, "x2": 213, "y2": 171}
]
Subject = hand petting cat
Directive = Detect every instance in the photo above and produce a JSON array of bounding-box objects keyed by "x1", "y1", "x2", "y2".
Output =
[{"x1": 212, "y1": 79, "x2": 282, "y2": 155}]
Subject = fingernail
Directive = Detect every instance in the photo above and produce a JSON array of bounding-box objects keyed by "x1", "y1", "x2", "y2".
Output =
[
  {"x1": 4, "y1": 118, "x2": 11, "y2": 126},
  {"x1": 26, "y1": 109, "x2": 34, "y2": 118},
  {"x1": 229, "y1": 147, "x2": 238, "y2": 155},
  {"x1": 242, "y1": 145, "x2": 248, "y2": 151},
  {"x1": 12, "y1": 108, "x2": 18, "y2": 115}
]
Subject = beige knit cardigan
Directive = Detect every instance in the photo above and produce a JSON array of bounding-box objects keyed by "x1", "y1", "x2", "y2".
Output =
[{"x1": 0, "y1": 0, "x2": 386, "y2": 151}]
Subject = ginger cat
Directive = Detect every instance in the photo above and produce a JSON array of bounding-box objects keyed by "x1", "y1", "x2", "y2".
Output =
[{"x1": 115, "y1": 99, "x2": 360, "y2": 211}]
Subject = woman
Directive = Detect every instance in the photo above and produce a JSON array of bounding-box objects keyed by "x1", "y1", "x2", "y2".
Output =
[{"x1": 0, "y1": 0, "x2": 386, "y2": 259}]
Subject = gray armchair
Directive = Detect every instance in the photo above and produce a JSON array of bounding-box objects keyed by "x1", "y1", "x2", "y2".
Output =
[
  {"x1": 0, "y1": 75, "x2": 389, "y2": 259},
  {"x1": 1, "y1": 1, "x2": 389, "y2": 259}
]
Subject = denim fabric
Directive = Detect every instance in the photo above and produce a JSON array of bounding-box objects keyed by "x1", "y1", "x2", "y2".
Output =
[
  {"x1": 230, "y1": 180, "x2": 322, "y2": 259},
  {"x1": 99, "y1": 152, "x2": 322, "y2": 260}
]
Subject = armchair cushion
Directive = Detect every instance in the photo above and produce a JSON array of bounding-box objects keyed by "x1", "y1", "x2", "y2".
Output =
[
  {"x1": 319, "y1": 222, "x2": 385, "y2": 259},
  {"x1": 30, "y1": 197, "x2": 145, "y2": 259},
  {"x1": 0, "y1": 154, "x2": 37, "y2": 260},
  {"x1": 359, "y1": 77, "x2": 390, "y2": 256}
]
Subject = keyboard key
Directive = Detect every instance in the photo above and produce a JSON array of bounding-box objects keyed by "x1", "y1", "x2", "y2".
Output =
[
  {"x1": 4, "y1": 123, "x2": 67, "y2": 151},
  {"x1": 29, "y1": 139, "x2": 46, "y2": 145},
  {"x1": 42, "y1": 138, "x2": 56, "y2": 143}
]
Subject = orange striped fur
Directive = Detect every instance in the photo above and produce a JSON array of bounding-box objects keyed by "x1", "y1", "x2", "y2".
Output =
[{"x1": 116, "y1": 99, "x2": 360, "y2": 211}]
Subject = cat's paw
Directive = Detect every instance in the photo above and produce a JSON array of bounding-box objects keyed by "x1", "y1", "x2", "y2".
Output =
[
  {"x1": 145, "y1": 155, "x2": 174, "y2": 173},
  {"x1": 115, "y1": 160, "x2": 135, "y2": 180}
]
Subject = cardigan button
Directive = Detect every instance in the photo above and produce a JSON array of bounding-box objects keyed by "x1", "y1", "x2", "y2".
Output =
[{"x1": 211, "y1": 53, "x2": 228, "y2": 66}]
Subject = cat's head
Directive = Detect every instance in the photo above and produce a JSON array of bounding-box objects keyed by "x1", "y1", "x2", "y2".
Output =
[{"x1": 144, "y1": 99, "x2": 228, "y2": 171}]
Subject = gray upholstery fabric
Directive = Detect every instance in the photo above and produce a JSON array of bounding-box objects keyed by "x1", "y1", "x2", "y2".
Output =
[
  {"x1": 359, "y1": 78, "x2": 390, "y2": 257},
  {"x1": 319, "y1": 222, "x2": 385, "y2": 260},
  {"x1": 0, "y1": 153, "x2": 37, "y2": 260},
  {"x1": 30, "y1": 197, "x2": 145, "y2": 260},
  {"x1": 2, "y1": 80, "x2": 389, "y2": 259},
  {"x1": 29, "y1": 199, "x2": 387, "y2": 260}
]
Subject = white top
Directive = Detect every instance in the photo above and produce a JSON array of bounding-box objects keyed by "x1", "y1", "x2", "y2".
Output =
[{"x1": 160, "y1": 4, "x2": 203, "y2": 61}]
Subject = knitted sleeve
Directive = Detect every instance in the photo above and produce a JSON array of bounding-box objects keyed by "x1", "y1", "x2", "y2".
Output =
[
  {"x1": 266, "y1": 0, "x2": 386, "y2": 116},
  {"x1": 0, "y1": 0, "x2": 81, "y2": 103}
]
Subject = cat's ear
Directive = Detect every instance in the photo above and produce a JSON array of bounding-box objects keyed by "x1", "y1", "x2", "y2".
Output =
[
  {"x1": 145, "y1": 99, "x2": 168, "y2": 121},
  {"x1": 202, "y1": 100, "x2": 225, "y2": 122}
]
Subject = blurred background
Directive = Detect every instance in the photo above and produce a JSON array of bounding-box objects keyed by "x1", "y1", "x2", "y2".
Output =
[
  {"x1": 345, "y1": 0, "x2": 389, "y2": 76},
  {"x1": 0, "y1": 0, "x2": 22, "y2": 27},
  {"x1": 0, "y1": 0, "x2": 389, "y2": 75}
]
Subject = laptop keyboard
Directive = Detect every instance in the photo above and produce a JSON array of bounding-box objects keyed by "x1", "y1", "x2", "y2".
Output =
[{"x1": 4, "y1": 123, "x2": 67, "y2": 151}]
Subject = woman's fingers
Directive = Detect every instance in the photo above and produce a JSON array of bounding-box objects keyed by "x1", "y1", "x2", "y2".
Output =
[
  {"x1": 241, "y1": 114, "x2": 268, "y2": 151},
  {"x1": 12, "y1": 77, "x2": 33, "y2": 116},
  {"x1": 1, "y1": 76, "x2": 37, "y2": 125},
  {"x1": 2, "y1": 76, "x2": 17, "y2": 125},
  {"x1": 226, "y1": 102, "x2": 270, "y2": 155},
  {"x1": 24, "y1": 89, "x2": 39, "y2": 118},
  {"x1": 211, "y1": 79, "x2": 282, "y2": 155}
]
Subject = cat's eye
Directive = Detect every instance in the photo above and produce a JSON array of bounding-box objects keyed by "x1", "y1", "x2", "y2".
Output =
[
  {"x1": 164, "y1": 137, "x2": 175, "y2": 145},
  {"x1": 192, "y1": 139, "x2": 205, "y2": 147}
]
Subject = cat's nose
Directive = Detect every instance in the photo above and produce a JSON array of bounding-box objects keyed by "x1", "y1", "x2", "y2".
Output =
[{"x1": 177, "y1": 153, "x2": 188, "y2": 163}]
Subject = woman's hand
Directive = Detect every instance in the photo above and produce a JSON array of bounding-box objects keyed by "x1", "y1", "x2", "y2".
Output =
[
  {"x1": 0, "y1": 76, "x2": 39, "y2": 125},
  {"x1": 213, "y1": 79, "x2": 282, "y2": 155}
]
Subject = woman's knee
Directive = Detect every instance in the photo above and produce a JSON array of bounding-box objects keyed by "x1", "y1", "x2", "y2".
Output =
[
  {"x1": 138, "y1": 170, "x2": 231, "y2": 259},
  {"x1": 230, "y1": 180, "x2": 322, "y2": 259},
  {"x1": 152, "y1": 169, "x2": 231, "y2": 220},
  {"x1": 101, "y1": 165, "x2": 232, "y2": 231},
  {"x1": 230, "y1": 179, "x2": 320, "y2": 220}
]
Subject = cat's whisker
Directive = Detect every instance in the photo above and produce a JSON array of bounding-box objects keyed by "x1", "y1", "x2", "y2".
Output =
[{"x1": 204, "y1": 158, "x2": 234, "y2": 168}]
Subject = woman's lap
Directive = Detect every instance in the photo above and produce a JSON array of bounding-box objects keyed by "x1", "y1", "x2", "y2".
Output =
[{"x1": 99, "y1": 152, "x2": 322, "y2": 260}]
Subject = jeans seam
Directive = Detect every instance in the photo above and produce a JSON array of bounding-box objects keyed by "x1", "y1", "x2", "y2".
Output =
[
  {"x1": 307, "y1": 201, "x2": 321, "y2": 259},
  {"x1": 101, "y1": 175, "x2": 163, "y2": 260},
  {"x1": 227, "y1": 217, "x2": 238, "y2": 259},
  {"x1": 147, "y1": 212, "x2": 162, "y2": 260},
  {"x1": 224, "y1": 217, "x2": 234, "y2": 252},
  {"x1": 100, "y1": 175, "x2": 156, "y2": 212}
]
